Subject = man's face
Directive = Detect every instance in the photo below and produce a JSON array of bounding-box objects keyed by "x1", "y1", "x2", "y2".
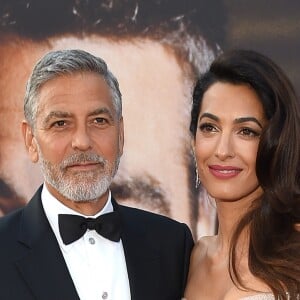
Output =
[
  {"x1": 23, "y1": 72, "x2": 123, "y2": 205},
  {"x1": 0, "y1": 36, "x2": 194, "y2": 228}
]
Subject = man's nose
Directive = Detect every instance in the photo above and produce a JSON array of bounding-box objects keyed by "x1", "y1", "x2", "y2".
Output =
[{"x1": 71, "y1": 126, "x2": 92, "y2": 151}]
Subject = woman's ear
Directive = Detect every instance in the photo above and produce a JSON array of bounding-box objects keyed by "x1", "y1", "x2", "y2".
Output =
[{"x1": 22, "y1": 121, "x2": 39, "y2": 163}]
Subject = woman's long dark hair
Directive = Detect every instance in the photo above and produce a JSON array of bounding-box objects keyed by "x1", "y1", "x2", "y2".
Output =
[{"x1": 190, "y1": 50, "x2": 300, "y2": 299}]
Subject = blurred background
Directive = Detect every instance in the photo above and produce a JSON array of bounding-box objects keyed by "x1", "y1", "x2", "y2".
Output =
[
  {"x1": 224, "y1": 0, "x2": 300, "y2": 94},
  {"x1": 0, "y1": 0, "x2": 298, "y2": 239}
]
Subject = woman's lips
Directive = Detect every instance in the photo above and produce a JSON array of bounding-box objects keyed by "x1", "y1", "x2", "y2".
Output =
[{"x1": 208, "y1": 165, "x2": 242, "y2": 179}]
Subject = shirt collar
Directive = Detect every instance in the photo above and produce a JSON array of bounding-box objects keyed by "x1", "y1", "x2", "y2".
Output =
[{"x1": 41, "y1": 183, "x2": 113, "y2": 251}]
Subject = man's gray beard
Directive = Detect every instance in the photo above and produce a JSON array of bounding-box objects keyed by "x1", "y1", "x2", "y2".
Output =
[
  {"x1": 37, "y1": 147, "x2": 119, "y2": 202},
  {"x1": 46, "y1": 170, "x2": 112, "y2": 202}
]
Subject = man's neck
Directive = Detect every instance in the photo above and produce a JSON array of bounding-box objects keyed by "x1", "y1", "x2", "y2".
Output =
[{"x1": 45, "y1": 182, "x2": 110, "y2": 216}]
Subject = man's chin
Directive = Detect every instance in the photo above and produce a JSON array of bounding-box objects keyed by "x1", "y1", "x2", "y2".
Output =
[{"x1": 54, "y1": 180, "x2": 111, "y2": 203}]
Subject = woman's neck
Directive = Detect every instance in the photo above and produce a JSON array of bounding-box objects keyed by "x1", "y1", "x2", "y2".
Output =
[{"x1": 213, "y1": 187, "x2": 263, "y2": 256}]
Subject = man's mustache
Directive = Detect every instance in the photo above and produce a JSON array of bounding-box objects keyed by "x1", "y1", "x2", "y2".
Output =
[{"x1": 60, "y1": 153, "x2": 106, "y2": 169}]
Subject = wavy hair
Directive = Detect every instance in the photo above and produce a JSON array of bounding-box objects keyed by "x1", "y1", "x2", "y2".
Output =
[{"x1": 190, "y1": 49, "x2": 300, "y2": 299}]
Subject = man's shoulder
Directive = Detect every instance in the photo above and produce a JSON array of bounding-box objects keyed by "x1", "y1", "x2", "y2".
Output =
[
  {"x1": 0, "y1": 208, "x2": 24, "y2": 259},
  {"x1": 117, "y1": 203, "x2": 192, "y2": 236},
  {"x1": 0, "y1": 207, "x2": 23, "y2": 231},
  {"x1": 119, "y1": 203, "x2": 180, "y2": 223},
  {"x1": 0, "y1": 208, "x2": 24, "y2": 242},
  {"x1": 118, "y1": 203, "x2": 194, "y2": 257}
]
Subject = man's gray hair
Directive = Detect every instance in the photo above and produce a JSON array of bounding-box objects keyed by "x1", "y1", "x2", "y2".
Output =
[{"x1": 24, "y1": 49, "x2": 122, "y2": 128}]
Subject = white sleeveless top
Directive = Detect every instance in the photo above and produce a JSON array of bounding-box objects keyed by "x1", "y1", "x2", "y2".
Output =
[
  {"x1": 183, "y1": 292, "x2": 297, "y2": 299},
  {"x1": 241, "y1": 294, "x2": 275, "y2": 300},
  {"x1": 242, "y1": 293, "x2": 297, "y2": 300}
]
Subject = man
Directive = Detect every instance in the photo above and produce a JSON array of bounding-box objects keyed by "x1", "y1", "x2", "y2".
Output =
[
  {"x1": 0, "y1": 0, "x2": 225, "y2": 236},
  {"x1": 0, "y1": 49, "x2": 194, "y2": 299}
]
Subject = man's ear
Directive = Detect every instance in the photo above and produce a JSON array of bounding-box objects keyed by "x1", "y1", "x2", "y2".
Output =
[
  {"x1": 118, "y1": 116, "x2": 124, "y2": 156},
  {"x1": 22, "y1": 120, "x2": 39, "y2": 163}
]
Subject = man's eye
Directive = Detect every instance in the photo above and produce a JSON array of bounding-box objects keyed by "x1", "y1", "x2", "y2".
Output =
[
  {"x1": 94, "y1": 117, "x2": 107, "y2": 124},
  {"x1": 53, "y1": 120, "x2": 66, "y2": 127}
]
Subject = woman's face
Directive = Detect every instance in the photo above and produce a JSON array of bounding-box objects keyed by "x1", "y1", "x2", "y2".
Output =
[{"x1": 194, "y1": 82, "x2": 267, "y2": 202}]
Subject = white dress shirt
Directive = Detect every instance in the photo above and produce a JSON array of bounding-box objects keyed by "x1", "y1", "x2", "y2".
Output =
[{"x1": 41, "y1": 184, "x2": 131, "y2": 300}]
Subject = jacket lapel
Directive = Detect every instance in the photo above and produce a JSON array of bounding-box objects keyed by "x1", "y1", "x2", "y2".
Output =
[
  {"x1": 16, "y1": 186, "x2": 80, "y2": 300},
  {"x1": 112, "y1": 199, "x2": 160, "y2": 299},
  {"x1": 16, "y1": 191, "x2": 163, "y2": 299}
]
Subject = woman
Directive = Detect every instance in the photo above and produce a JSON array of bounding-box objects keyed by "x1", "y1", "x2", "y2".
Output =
[{"x1": 184, "y1": 50, "x2": 300, "y2": 299}]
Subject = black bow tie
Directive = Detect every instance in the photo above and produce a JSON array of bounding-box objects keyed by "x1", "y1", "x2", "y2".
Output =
[{"x1": 58, "y1": 211, "x2": 121, "y2": 245}]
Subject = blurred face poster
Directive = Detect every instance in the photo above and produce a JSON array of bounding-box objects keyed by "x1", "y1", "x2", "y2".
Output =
[{"x1": 0, "y1": 0, "x2": 298, "y2": 239}]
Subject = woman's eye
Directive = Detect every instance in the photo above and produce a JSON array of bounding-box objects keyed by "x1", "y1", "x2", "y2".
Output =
[
  {"x1": 199, "y1": 123, "x2": 217, "y2": 133},
  {"x1": 239, "y1": 128, "x2": 260, "y2": 137}
]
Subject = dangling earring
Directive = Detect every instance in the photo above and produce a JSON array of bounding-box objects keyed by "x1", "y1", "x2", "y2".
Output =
[
  {"x1": 195, "y1": 167, "x2": 200, "y2": 189},
  {"x1": 193, "y1": 149, "x2": 200, "y2": 189}
]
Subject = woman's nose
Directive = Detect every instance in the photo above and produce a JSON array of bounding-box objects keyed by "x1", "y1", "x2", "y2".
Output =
[{"x1": 214, "y1": 133, "x2": 235, "y2": 160}]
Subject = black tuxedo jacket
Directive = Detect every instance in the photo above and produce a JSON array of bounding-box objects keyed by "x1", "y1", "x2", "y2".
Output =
[{"x1": 0, "y1": 186, "x2": 194, "y2": 300}]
